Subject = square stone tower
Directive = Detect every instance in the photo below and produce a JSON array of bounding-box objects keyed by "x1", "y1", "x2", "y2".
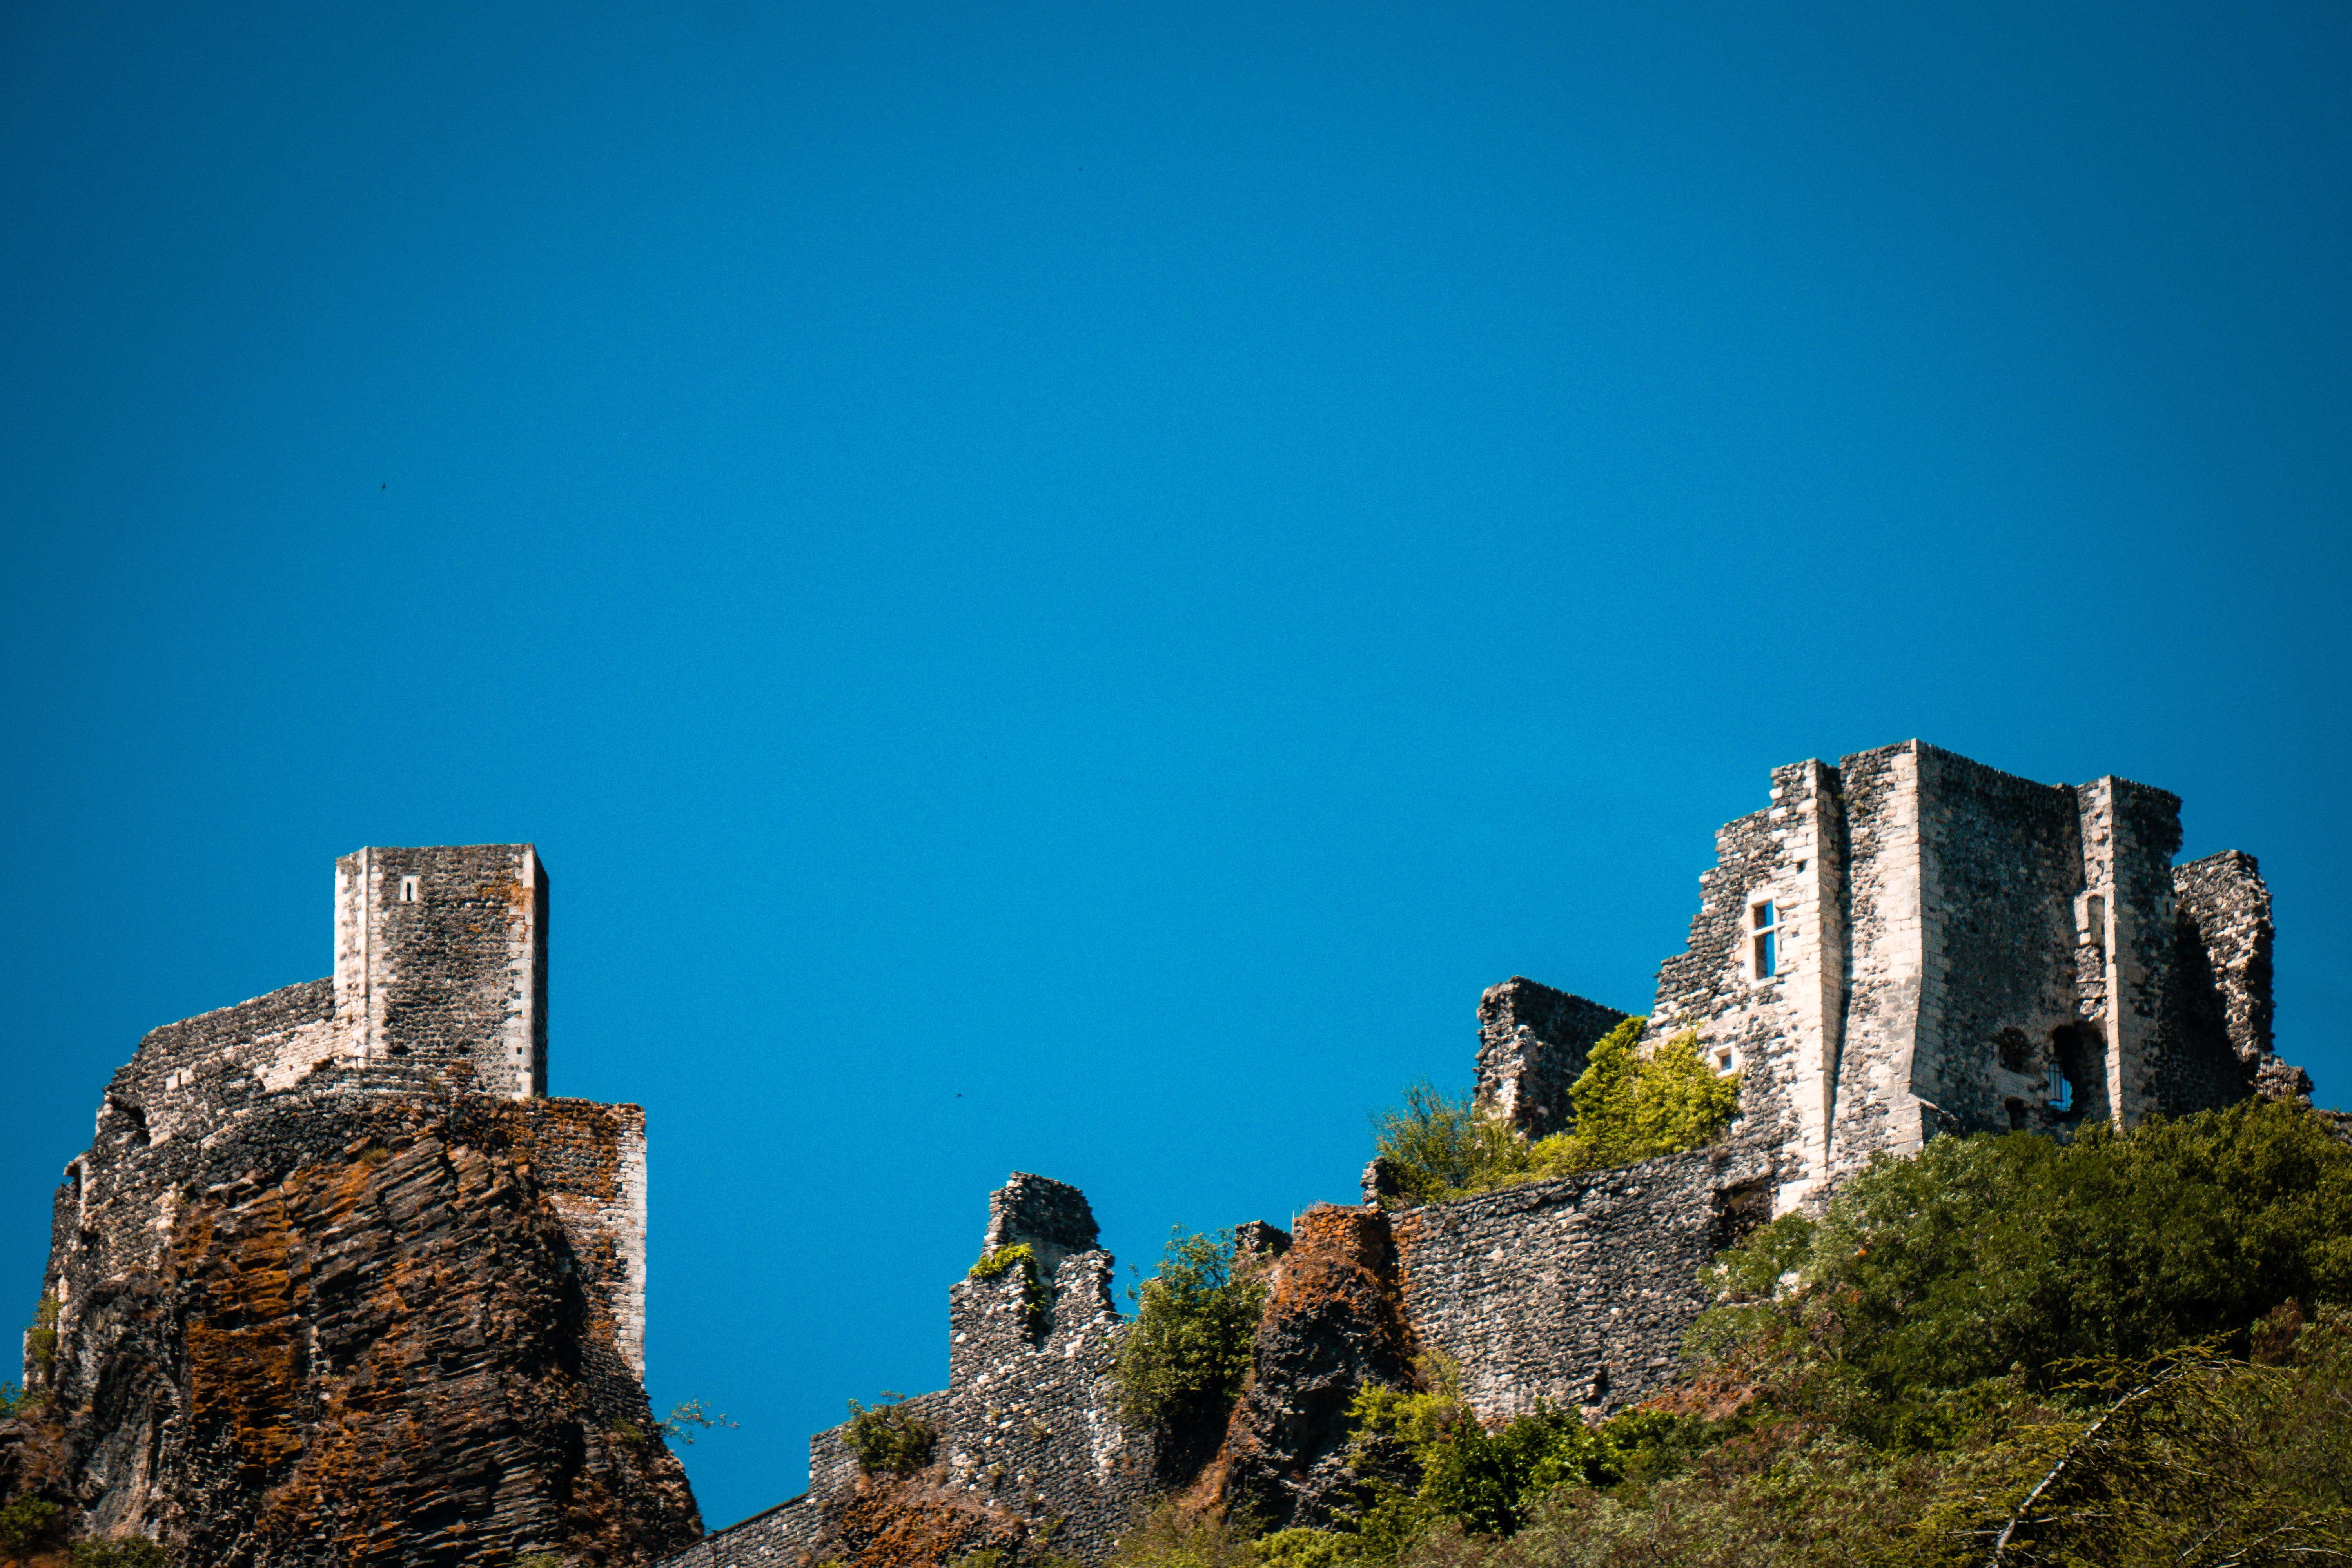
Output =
[
  {"x1": 1645, "y1": 742, "x2": 2292, "y2": 1213},
  {"x1": 332, "y1": 843, "x2": 549, "y2": 1098}
]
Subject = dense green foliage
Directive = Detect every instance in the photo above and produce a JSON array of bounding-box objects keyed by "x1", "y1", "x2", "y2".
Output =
[
  {"x1": 1106, "y1": 1102, "x2": 2352, "y2": 1568},
  {"x1": 0, "y1": 1495, "x2": 62, "y2": 1557},
  {"x1": 1370, "y1": 1022, "x2": 1740, "y2": 1207},
  {"x1": 1391, "y1": 1316, "x2": 2352, "y2": 1567},
  {"x1": 1112, "y1": 1229, "x2": 1271, "y2": 1435},
  {"x1": 1691, "y1": 1097, "x2": 2352, "y2": 1439},
  {"x1": 844, "y1": 1392, "x2": 935, "y2": 1474},
  {"x1": 1098, "y1": 1503, "x2": 1262, "y2": 1568},
  {"x1": 1233, "y1": 1358, "x2": 1706, "y2": 1568},
  {"x1": 68, "y1": 1538, "x2": 169, "y2": 1568}
]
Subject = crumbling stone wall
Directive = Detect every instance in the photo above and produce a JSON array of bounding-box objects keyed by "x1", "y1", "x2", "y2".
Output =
[
  {"x1": 1472, "y1": 981, "x2": 1627, "y2": 1138},
  {"x1": 937, "y1": 1178, "x2": 1154, "y2": 1558},
  {"x1": 1393, "y1": 1145, "x2": 1770, "y2": 1423},
  {"x1": 2168, "y1": 850, "x2": 2306, "y2": 1109}
]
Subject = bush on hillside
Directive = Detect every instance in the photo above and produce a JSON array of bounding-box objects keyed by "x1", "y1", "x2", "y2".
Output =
[
  {"x1": 0, "y1": 1496, "x2": 63, "y2": 1559},
  {"x1": 1690, "y1": 1096, "x2": 2352, "y2": 1436}
]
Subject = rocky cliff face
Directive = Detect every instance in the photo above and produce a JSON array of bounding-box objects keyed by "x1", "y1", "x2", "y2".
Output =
[
  {"x1": 1210, "y1": 1207, "x2": 1416, "y2": 1534},
  {"x1": 4, "y1": 1112, "x2": 699, "y2": 1568}
]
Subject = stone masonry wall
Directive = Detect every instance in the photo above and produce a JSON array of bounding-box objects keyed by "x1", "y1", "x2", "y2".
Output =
[
  {"x1": 2163, "y1": 849, "x2": 2303, "y2": 1112},
  {"x1": 1826, "y1": 743, "x2": 1927, "y2": 1183},
  {"x1": 1908, "y1": 746, "x2": 2089, "y2": 1140},
  {"x1": 2174, "y1": 851, "x2": 2274, "y2": 1065},
  {"x1": 1646, "y1": 757, "x2": 1838, "y2": 1210},
  {"x1": 938, "y1": 1176, "x2": 1155, "y2": 1561},
  {"x1": 334, "y1": 844, "x2": 550, "y2": 1100},
  {"x1": 1393, "y1": 1143, "x2": 1771, "y2": 1423},
  {"x1": 1472, "y1": 981, "x2": 1628, "y2": 1139}
]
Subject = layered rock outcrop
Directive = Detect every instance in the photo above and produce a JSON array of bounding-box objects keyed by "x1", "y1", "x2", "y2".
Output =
[
  {"x1": 5, "y1": 1100, "x2": 699, "y2": 1568},
  {"x1": 5, "y1": 845, "x2": 697, "y2": 1568}
]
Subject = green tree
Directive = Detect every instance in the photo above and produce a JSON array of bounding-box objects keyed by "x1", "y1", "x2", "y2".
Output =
[{"x1": 1112, "y1": 1229, "x2": 1270, "y2": 1436}]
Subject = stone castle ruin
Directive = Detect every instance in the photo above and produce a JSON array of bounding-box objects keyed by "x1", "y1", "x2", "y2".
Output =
[
  {"x1": 668, "y1": 740, "x2": 2310, "y2": 1568},
  {"x1": 13, "y1": 846, "x2": 699, "y2": 1568},
  {"x1": 11, "y1": 744, "x2": 2311, "y2": 1568}
]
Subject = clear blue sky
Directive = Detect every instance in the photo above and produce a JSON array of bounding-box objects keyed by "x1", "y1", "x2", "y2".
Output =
[{"x1": 4, "y1": 0, "x2": 2347, "y2": 1532}]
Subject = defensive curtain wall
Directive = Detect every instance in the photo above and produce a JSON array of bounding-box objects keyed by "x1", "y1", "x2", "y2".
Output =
[
  {"x1": 22, "y1": 846, "x2": 693, "y2": 1567},
  {"x1": 671, "y1": 740, "x2": 2307, "y2": 1568}
]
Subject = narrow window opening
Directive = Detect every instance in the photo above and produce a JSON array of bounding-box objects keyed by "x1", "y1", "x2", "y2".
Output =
[
  {"x1": 2047, "y1": 1061, "x2": 2073, "y2": 1112},
  {"x1": 1794, "y1": 860, "x2": 1807, "y2": 873},
  {"x1": 1715, "y1": 1049, "x2": 1735, "y2": 1074},
  {"x1": 1751, "y1": 901, "x2": 1778, "y2": 979},
  {"x1": 2083, "y1": 894, "x2": 2105, "y2": 947},
  {"x1": 2005, "y1": 1097, "x2": 2026, "y2": 1132},
  {"x1": 398, "y1": 875, "x2": 420, "y2": 904}
]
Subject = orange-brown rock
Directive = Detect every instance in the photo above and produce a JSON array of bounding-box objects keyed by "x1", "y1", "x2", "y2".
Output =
[
  {"x1": 1209, "y1": 1205, "x2": 1417, "y2": 1532},
  {"x1": 5, "y1": 1125, "x2": 699, "y2": 1568}
]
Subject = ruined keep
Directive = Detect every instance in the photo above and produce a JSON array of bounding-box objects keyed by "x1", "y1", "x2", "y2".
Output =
[
  {"x1": 6, "y1": 846, "x2": 700, "y2": 1568},
  {"x1": 670, "y1": 740, "x2": 2309, "y2": 1568}
]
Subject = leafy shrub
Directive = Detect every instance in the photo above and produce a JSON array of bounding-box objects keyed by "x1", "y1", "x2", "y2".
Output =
[
  {"x1": 70, "y1": 1538, "x2": 168, "y2": 1568},
  {"x1": 1370, "y1": 1022, "x2": 1739, "y2": 1207},
  {"x1": 0, "y1": 1381, "x2": 46, "y2": 1419},
  {"x1": 1112, "y1": 1229, "x2": 1270, "y2": 1436},
  {"x1": 515, "y1": 1554, "x2": 563, "y2": 1568},
  {"x1": 844, "y1": 1392, "x2": 934, "y2": 1474},
  {"x1": 0, "y1": 1495, "x2": 63, "y2": 1557},
  {"x1": 1255, "y1": 1356, "x2": 1709, "y2": 1566},
  {"x1": 1563, "y1": 1022, "x2": 1739, "y2": 1167},
  {"x1": 1690, "y1": 1097, "x2": 2352, "y2": 1435}
]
